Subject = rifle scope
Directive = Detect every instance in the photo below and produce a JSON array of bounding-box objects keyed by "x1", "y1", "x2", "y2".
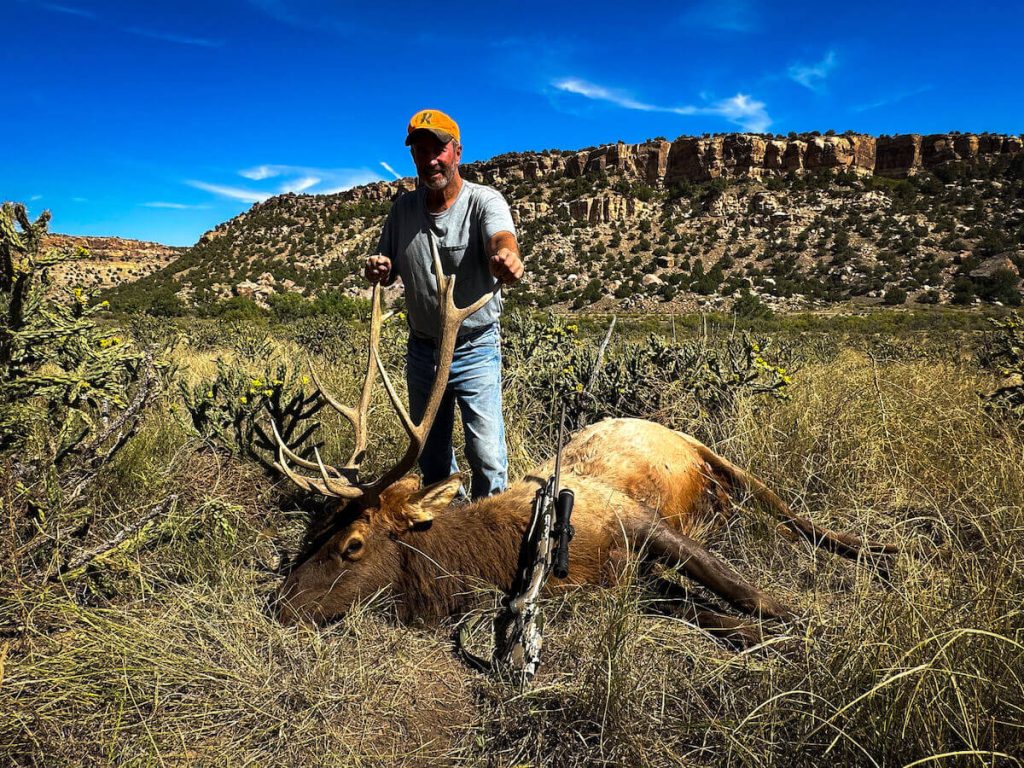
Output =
[{"x1": 552, "y1": 488, "x2": 575, "y2": 579}]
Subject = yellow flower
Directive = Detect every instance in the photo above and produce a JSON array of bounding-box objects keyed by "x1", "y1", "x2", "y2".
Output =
[
  {"x1": 239, "y1": 396, "x2": 248, "y2": 404},
  {"x1": 301, "y1": 375, "x2": 310, "y2": 385}
]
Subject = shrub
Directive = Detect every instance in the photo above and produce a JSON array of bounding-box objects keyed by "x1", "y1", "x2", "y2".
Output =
[
  {"x1": 0, "y1": 203, "x2": 153, "y2": 479},
  {"x1": 979, "y1": 311, "x2": 1024, "y2": 423},
  {"x1": 882, "y1": 286, "x2": 908, "y2": 305}
]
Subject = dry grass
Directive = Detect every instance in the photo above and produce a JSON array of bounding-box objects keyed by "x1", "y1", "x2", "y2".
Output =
[{"x1": 2, "y1": 330, "x2": 1022, "y2": 766}]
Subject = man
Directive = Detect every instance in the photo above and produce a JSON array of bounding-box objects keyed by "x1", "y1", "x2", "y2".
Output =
[{"x1": 365, "y1": 109, "x2": 524, "y2": 499}]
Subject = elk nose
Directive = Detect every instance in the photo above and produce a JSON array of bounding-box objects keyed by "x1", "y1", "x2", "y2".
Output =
[{"x1": 274, "y1": 585, "x2": 300, "y2": 626}]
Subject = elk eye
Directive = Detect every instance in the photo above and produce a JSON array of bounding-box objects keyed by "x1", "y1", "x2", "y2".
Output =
[{"x1": 343, "y1": 537, "x2": 364, "y2": 559}]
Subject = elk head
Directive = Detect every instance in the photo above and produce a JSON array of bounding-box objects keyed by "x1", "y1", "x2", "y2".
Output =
[
  {"x1": 275, "y1": 473, "x2": 464, "y2": 624},
  {"x1": 273, "y1": 236, "x2": 497, "y2": 624}
]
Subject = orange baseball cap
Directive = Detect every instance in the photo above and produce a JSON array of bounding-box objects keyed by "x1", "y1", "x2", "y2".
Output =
[{"x1": 405, "y1": 109, "x2": 460, "y2": 146}]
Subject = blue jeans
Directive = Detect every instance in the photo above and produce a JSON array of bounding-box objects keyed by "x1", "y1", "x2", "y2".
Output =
[{"x1": 406, "y1": 324, "x2": 509, "y2": 499}]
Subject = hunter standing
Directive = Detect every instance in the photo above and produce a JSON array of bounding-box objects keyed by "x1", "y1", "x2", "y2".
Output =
[{"x1": 365, "y1": 109, "x2": 524, "y2": 499}]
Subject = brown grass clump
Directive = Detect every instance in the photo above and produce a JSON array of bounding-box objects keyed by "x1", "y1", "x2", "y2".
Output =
[{"x1": 2, "y1": 328, "x2": 1022, "y2": 766}]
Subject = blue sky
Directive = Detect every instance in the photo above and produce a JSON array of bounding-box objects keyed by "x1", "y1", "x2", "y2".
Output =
[{"x1": 4, "y1": 0, "x2": 1022, "y2": 246}]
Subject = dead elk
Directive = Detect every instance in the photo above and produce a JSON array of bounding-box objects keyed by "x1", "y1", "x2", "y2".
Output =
[
  {"x1": 275, "y1": 417, "x2": 897, "y2": 646},
  {"x1": 272, "y1": 268, "x2": 897, "y2": 648}
]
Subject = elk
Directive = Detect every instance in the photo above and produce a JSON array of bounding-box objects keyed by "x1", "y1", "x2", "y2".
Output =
[{"x1": 274, "y1": 250, "x2": 897, "y2": 646}]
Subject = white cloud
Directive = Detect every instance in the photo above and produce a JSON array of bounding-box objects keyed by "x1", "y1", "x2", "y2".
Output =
[
  {"x1": 379, "y1": 161, "x2": 402, "y2": 180},
  {"x1": 239, "y1": 165, "x2": 280, "y2": 180},
  {"x1": 788, "y1": 50, "x2": 837, "y2": 91},
  {"x1": 554, "y1": 78, "x2": 661, "y2": 112},
  {"x1": 187, "y1": 180, "x2": 270, "y2": 203},
  {"x1": 279, "y1": 176, "x2": 320, "y2": 193},
  {"x1": 552, "y1": 77, "x2": 771, "y2": 132},
  {"x1": 29, "y1": 194, "x2": 43, "y2": 201},
  {"x1": 709, "y1": 93, "x2": 771, "y2": 132},
  {"x1": 142, "y1": 201, "x2": 211, "y2": 210},
  {"x1": 188, "y1": 167, "x2": 384, "y2": 202}
]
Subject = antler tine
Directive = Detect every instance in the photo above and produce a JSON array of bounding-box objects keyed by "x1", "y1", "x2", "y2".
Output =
[
  {"x1": 308, "y1": 283, "x2": 382, "y2": 470},
  {"x1": 270, "y1": 411, "x2": 364, "y2": 500},
  {"x1": 365, "y1": 233, "x2": 499, "y2": 493}
]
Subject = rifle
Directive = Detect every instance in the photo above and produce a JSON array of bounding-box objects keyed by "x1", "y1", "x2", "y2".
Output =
[
  {"x1": 455, "y1": 318, "x2": 615, "y2": 683},
  {"x1": 492, "y1": 401, "x2": 575, "y2": 685}
]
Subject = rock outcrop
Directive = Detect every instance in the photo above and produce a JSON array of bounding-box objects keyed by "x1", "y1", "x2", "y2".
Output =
[
  {"x1": 42, "y1": 234, "x2": 182, "y2": 294},
  {"x1": 462, "y1": 132, "x2": 1022, "y2": 187}
]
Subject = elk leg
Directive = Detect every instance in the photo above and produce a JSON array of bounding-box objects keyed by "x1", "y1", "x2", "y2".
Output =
[
  {"x1": 629, "y1": 517, "x2": 796, "y2": 621},
  {"x1": 647, "y1": 582, "x2": 767, "y2": 649}
]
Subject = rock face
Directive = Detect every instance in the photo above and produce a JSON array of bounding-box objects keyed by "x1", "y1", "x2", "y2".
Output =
[
  {"x1": 42, "y1": 234, "x2": 182, "y2": 294},
  {"x1": 462, "y1": 132, "x2": 1022, "y2": 187},
  {"x1": 561, "y1": 194, "x2": 644, "y2": 224}
]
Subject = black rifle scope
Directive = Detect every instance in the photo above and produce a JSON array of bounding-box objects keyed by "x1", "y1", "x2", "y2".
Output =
[{"x1": 552, "y1": 488, "x2": 575, "y2": 579}]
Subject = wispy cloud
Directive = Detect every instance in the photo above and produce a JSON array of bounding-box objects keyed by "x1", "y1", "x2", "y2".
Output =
[
  {"x1": 788, "y1": 50, "x2": 838, "y2": 92},
  {"x1": 31, "y1": 2, "x2": 220, "y2": 46},
  {"x1": 851, "y1": 84, "x2": 934, "y2": 113},
  {"x1": 187, "y1": 181, "x2": 269, "y2": 204},
  {"x1": 125, "y1": 27, "x2": 222, "y2": 47},
  {"x1": 71, "y1": 196, "x2": 88, "y2": 203},
  {"x1": 552, "y1": 77, "x2": 772, "y2": 132},
  {"x1": 188, "y1": 166, "x2": 384, "y2": 203},
  {"x1": 380, "y1": 161, "x2": 402, "y2": 180},
  {"x1": 239, "y1": 165, "x2": 280, "y2": 180},
  {"x1": 679, "y1": 0, "x2": 758, "y2": 33},
  {"x1": 142, "y1": 201, "x2": 211, "y2": 210},
  {"x1": 29, "y1": 194, "x2": 43, "y2": 201},
  {"x1": 279, "y1": 176, "x2": 320, "y2": 193},
  {"x1": 318, "y1": 171, "x2": 389, "y2": 194},
  {"x1": 38, "y1": 2, "x2": 95, "y2": 19}
]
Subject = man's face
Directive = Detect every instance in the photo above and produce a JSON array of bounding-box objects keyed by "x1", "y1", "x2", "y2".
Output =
[{"x1": 409, "y1": 134, "x2": 461, "y2": 191}]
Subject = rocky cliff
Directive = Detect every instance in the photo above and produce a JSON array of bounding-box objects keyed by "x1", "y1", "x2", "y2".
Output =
[
  {"x1": 103, "y1": 130, "x2": 1024, "y2": 315},
  {"x1": 42, "y1": 234, "x2": 182, "y2": 294},
  {"x1": 462, "y1": 132, "x2": 1023, "y2": 188}
]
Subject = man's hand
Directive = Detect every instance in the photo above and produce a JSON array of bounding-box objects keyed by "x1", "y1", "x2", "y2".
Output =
[
  {"x1": 490, "y1": 247, "x2": 524, "y2": 286},
  {"x1": 365, "y1": 255, "x2": 392, "y2": 284}
]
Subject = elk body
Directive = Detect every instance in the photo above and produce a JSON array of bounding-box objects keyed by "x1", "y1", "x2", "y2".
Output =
[
  {"x1": 273, "y1": 251, "x2": 896, "y2": 644},
  {"x1": 276, "y1": 417, "x2": 895, "y2": 641}
]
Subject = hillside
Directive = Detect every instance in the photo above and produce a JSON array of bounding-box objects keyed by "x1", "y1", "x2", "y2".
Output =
[
  {"x1": 42, "y1": 233, "x2": 182, "y2": 294},
  {"x1": 104, "y1": 131, "x2": 1024, "y2": 314}
]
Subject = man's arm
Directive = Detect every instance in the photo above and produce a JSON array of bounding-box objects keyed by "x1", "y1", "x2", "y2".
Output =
[
  {"x1": 487, "y1": 231, "x2": 524, "y2": 285},
  {"x1": 366, "y1": 203, "x2": 399, "y2": 285}
]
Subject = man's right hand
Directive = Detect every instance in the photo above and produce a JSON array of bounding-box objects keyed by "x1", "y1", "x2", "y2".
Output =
[{"x1": 365, "y1": 255, "x2": 392, "y2": 284}]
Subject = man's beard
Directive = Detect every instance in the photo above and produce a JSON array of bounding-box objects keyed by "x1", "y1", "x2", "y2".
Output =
[{"x1": 419, "y1": 163, "x2": 456, "y2": 191}]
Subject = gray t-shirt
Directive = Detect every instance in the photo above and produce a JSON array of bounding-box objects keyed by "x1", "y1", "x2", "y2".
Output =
[{"x1": 377, "y1": 180, "x2": 516, "y2": 340}]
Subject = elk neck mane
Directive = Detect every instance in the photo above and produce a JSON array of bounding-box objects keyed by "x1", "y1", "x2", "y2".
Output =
[{"x1": 388, "y1": 484, "x2": 538, "y2": 620}]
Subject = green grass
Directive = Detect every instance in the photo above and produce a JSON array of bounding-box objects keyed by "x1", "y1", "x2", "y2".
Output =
[{"x1": 2, "y1": 318, "x2": 1022, "y2": 766}]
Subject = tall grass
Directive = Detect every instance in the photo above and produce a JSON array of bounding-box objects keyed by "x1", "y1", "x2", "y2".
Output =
[{"x1": 2, "y1": 326, "x2": 1022, "y2": 766}]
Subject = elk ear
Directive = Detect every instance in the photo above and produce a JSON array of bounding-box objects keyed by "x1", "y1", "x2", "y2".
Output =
[{"x1": 403, "y1": 474, "x2": 464, "y2": 528}]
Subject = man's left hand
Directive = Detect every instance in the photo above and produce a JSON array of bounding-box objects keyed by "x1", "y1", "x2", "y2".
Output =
[{"x1": 490, "y1": 248, "x2": 524, "y2": 285}]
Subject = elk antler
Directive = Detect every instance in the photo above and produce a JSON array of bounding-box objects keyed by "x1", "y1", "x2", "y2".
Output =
[
  {"x1": 270, "y1": 281, "x2": 384, "y2": 499},
  {"x1": 368, "y1": 234, "x2": 498, "y2": 493},
  {"x1": 272, "y1": 235, "x2": 499, "y2": 501}
]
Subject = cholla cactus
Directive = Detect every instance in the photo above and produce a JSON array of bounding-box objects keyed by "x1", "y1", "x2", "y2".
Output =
[
  {"x1": 981, "y1": 312, "x2": 1024, "y2": 422},
  {"x1": 179, "y1": 361, "x2": 324, "y2": 473},
  {"x1": 0, "y1": 202, "x2": 150, "y2": 481}
]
